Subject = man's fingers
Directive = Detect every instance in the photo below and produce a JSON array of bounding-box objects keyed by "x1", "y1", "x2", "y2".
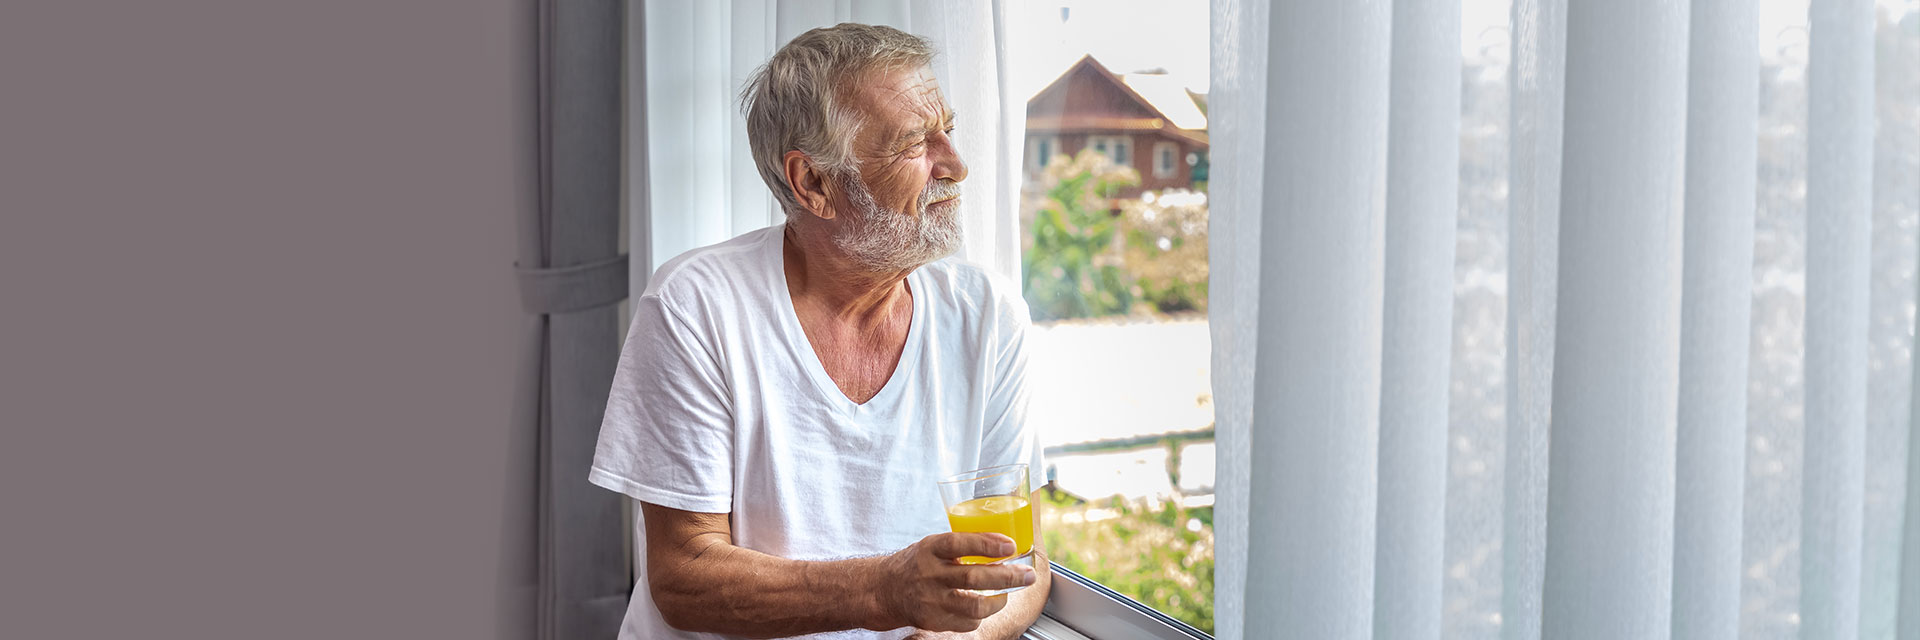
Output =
[
  {"x1": 947, "y1": 563, "x2": 1036, "y2": 590},
  {"x1": 928, "y1": 532, "x2": 1016, "y2": 560}
]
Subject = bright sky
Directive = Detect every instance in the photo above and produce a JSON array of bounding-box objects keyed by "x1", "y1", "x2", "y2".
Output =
[
  {"x1": 1007, "y1": 0, "x2": 1915, "y2": 101},
  {"x1": 1006, "y1": 0, "x2": 1210, "y2": 100}
]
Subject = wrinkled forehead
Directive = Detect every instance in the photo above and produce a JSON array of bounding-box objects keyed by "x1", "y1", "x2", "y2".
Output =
[{"x1": 846, "y1": 67, "x2": 950, "y2": 136}]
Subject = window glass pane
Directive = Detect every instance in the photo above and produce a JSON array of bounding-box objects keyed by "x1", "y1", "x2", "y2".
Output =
[{"x1": 1009, "y1": 0, "x2": 1213, "y2": 632}]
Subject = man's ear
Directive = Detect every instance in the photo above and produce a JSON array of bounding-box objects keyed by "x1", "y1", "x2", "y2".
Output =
[{"x1": 782, "y1": 150, "x2": 835, "y2": 220}]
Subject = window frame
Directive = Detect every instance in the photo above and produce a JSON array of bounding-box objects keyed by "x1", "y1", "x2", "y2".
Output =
[
  {"x1": 1030, "y1": 135, "x2": 1061, "y2": 174},
  {"x1": 1153, "y1": 142, "x2": 1179, "y2": 178},
  {"x1": 1032, "y1": 561, "x2": 1214, "y2": 640},
  {"x1": 1086, "y1": 134, "x2": 1135, "y2": 168}
]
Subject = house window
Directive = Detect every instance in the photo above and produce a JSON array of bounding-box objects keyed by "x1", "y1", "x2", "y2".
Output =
[
  {"x1": 1031, "y1": 136, "x2": 1060, "y2": 173},
  {"x1": 1086, "y1": 135, "x2": 1134, "y2": 168},
  {"x1": 1154, "y1": 143, "x2": 1178, "y2": 178}
]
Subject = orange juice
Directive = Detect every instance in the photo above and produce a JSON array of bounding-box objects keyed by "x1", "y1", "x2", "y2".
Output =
[{"x1": 945, "y1": 495, "x2": 1034, "y2": 564}]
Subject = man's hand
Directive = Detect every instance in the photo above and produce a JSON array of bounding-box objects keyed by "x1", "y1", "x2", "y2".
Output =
[{"x1": 874, "y1": 532, "x2": 1038, "y2": 633}]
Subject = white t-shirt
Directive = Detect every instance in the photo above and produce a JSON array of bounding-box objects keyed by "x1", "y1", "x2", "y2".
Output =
[{"x1": 589, "y1": 224, "x2": 1043, "y2": 640}]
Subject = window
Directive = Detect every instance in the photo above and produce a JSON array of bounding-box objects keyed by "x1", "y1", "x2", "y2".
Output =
[
  {"x1": 1087, "y1": 135, "x2": 1134, "y2": 167},
  {"x1": 1030, "y1": 136, "x2": 1060, "y2": 175},
  {"x1": 1154, "y1": 142, "x2": 1178, "y2": 178},
  {"x1": 1008, "y1": 0, "x2": 1213, "y2": 634}
]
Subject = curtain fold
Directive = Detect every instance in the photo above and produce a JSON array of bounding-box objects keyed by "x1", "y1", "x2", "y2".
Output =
[
  {"x1": 1802, "y1": 1, "x2": 1877, "y2": 638},
  {"x1": 1205, "y1": 0, "x2": 1270, "y2": 637},
  {"x1": 1903, "y1": 253, "x2": 1920, "y2": 638},
  {"x1": 1501, "y1": 1, "x2": 1564, "y2": 637},
  {"x1": 641, "y1": 0, "x2": 776, "y2": 273},
  {"x1": 521, "y1": 2, "x2": 629, "y2": 639},
  {"x1": 1540, "y1": 1, "x2": 1689, "y2": 637},
  {"x1": 1674, "y1": 0, "x2": 1758, "y2": 634},
  {"x1": 1673, "y1": 0, "x2": 1758, "y2": 638},
  {"x1": 1236, "y1": 1, "x2": 1391, "y2": 637},
  {"x1": 1374, "y1": 0, "x2": 1460, "y2": 637}
]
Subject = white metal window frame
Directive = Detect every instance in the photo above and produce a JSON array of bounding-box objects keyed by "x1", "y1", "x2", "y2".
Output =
[{"x1": 1025, "y1": 562, "x2": 1213, "y2": 640}]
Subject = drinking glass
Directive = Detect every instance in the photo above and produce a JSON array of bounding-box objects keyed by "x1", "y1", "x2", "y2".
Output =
[{"x1": 936, "y1": 463, "x2": 1035, "y2": 595}]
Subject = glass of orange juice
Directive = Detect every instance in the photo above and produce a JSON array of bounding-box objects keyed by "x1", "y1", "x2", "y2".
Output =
[{"x1": 936, "y1": 463, "x2": 1035, "y2": 595}]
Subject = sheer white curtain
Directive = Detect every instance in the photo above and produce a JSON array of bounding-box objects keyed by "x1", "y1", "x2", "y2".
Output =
[
  {"x1": 1210, "y1": 0, "x2": 1896, "y2": 638},
  {"x1": 626, "y1": 0, "x2": 1025, "y2": 294}
]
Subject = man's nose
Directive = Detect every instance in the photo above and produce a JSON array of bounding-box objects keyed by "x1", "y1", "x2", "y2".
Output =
[{"x1": 933, "y1": 136, "x2": 968, "y2": 183}]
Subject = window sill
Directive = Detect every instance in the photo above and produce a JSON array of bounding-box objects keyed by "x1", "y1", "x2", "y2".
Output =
[
  {"x1": 1024, "y1": 614, "x2": 1093, "y2": 640},
  {"x1": 1028, "y1": 562, "x2": 1212, "y2": 640}
]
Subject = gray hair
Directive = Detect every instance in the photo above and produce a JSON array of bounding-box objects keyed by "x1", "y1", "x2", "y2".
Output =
[{"x1": 739, "y1": 23, "x2": 936, "y2": 217}]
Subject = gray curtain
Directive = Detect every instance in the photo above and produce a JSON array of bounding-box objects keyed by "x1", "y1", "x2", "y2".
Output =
[{"x1": 513, "y1": 1, "x2": 630, "y2": 638}]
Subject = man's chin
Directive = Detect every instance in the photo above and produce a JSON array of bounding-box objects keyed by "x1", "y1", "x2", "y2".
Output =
[
  {"x1": 873, "y1": 245, "x2": 958, "y2": 272},
  {"x1": 848, "y1": 235, "x2": 960, "y2": 272}
]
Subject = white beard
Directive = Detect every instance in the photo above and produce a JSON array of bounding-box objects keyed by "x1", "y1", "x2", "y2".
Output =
[{"x1": 831, "y1": 173, "x2": 964, "y2": 272}]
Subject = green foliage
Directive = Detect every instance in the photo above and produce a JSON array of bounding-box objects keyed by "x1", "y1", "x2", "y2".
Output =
[
  {"x1": 1041, "y1": 494, "x2": 1215, "y2": 634},
  {"x1": 1021, "y1": 151, "x2": 1140, "y2": 321},
  {"x1": 1120, "y1": 193, "x2": 1209, "y2": 315},
  {"x1": 1021, "y1": 150, "x2": 1210, "y2": 321}
]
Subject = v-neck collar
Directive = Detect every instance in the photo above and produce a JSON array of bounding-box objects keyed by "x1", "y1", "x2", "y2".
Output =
[{"x1": 769, "y1": 225, "x2": 927, "y2": 411}]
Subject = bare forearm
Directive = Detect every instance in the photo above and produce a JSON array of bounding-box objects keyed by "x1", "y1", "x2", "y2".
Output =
[{"x1": 651, "y1": 541, "x2": 895, "y2": 637}]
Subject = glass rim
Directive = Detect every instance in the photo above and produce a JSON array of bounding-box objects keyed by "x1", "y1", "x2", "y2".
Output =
[{"x1": 938, "y1": 462, "x2": 1028, "y2": 486}]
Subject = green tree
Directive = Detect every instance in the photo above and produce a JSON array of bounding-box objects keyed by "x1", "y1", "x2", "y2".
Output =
[{"x1": 1021, "y1": 150, "x2": 1140, "y2": 321}]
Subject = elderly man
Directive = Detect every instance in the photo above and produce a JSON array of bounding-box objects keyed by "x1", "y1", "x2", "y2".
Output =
[{"x1": 589, "y1": 23, "x2": 1050, "y2": 640}]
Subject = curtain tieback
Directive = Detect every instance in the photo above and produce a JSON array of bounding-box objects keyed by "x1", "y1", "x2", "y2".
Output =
[{"x1": 515, "y1": 254, "x2": 629, "y2": 314}]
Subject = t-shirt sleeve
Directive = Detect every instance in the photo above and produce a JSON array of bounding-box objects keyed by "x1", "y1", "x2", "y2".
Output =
[
  {"x1": 979, "y1": 293, "x2": 1045, "y2": 493},
  {"x1": 588, "y1": 293, "x2": 734, "y2": 513}
]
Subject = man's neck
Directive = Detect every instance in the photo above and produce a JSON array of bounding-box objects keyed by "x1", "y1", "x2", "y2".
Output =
[{"x1": 782, "y1": 224, "x2": 914, "y2": 329}]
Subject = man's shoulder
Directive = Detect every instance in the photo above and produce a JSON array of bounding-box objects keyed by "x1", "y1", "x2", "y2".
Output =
[
  {"x1": 915, "y1": 257, "x2": 1029, "y2": 325},
  {"x1": 642, "y1": 225, "x2": 779, "y2": 304}
]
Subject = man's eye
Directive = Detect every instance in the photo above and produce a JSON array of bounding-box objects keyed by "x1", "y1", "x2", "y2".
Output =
[{"x1": 944, "y1": 126, "x2": 956, "y2": 136}]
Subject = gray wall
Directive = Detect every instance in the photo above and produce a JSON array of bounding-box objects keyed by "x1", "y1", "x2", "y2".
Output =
[{"x1": 1, "y1": 2, "x2": 537, "y2": 638}]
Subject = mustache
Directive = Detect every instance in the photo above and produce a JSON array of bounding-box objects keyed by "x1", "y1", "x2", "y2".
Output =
[{"x1": 918, "y1": 179, "x2": 962, "y2": 209}]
